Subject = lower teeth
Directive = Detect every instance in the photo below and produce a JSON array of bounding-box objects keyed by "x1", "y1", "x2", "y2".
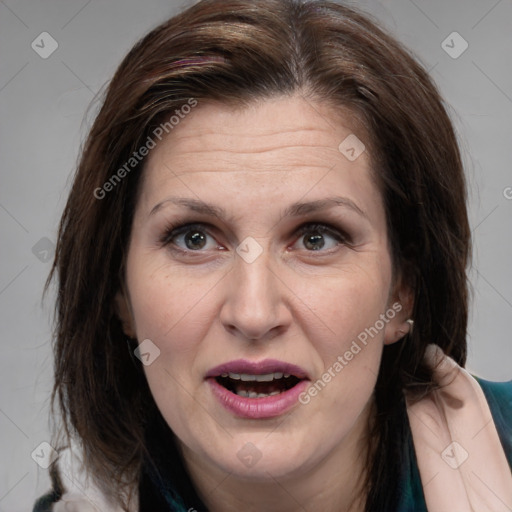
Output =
[{"x1": 236, "y1": 390, "x2": 281, "y2": 398}]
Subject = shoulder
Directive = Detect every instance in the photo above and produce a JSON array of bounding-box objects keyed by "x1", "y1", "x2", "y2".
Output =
[{"x1": 32, "y1": 442, "x2": 138, "y2": 512}]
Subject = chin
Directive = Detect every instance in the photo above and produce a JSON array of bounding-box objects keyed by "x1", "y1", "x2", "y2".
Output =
[{"x1": 200, "y1": 431, "x2": 320, "y2": 482}]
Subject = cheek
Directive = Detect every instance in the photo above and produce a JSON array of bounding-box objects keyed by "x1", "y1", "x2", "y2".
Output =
[
  {"x1": 124, "y1": 252, "x2": 220, "y2": 430},
  {"x1": 125, "y1": 251, "x2": 218, "y2": 350},
  {"x1": 295, "y1": 262, "x2": 392, "y2": 357},
  {"x1": 291, "y1": 260, "x2": 391, "y2": 417},
  {"x1": 127, "y1": 260, "x2": 214, "y2": 432}
]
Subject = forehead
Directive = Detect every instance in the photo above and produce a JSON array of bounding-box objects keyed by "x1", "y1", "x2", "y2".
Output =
[
  {"x1": 147, "y1": 95, "x2": 369, "y2": 166},
  {"x1": 138, "y1": 94, "x2": 380, "y2": 218}
]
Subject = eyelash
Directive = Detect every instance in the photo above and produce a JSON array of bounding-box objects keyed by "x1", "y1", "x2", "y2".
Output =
[{"x1": 159, "y1": 220, "x2": 352, "y2": 255}]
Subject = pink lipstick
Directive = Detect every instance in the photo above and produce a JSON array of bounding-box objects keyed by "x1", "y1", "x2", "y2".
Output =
[{"x1": 206, "y1": 359, "x2": 310, "y2": 419}]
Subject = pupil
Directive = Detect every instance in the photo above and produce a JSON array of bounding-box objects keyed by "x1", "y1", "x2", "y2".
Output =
[
  {"x1": 185, "y1": 231, "x2": 206, "y2": 249},
  {"x1": 305, "y1": 233, "x2": 324, "y2": 250}
]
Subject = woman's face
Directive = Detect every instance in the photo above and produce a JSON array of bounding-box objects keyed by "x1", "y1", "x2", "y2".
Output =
[{"x1": 117, "y1": 95, "x2": 411, "y2": 482}]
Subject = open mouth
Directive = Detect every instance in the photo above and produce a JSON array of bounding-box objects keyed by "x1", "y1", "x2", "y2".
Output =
[
  {"x1": 215, "y1": 372, "x2": 302, "y2": 398},
  {"x1": 206, "y1": 359, "x2": 310, "y2": 418}
]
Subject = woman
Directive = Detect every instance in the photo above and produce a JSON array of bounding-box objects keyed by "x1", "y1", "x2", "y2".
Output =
[{"x1": 33, "y1": 0, "x2": 512, "y2": 511}]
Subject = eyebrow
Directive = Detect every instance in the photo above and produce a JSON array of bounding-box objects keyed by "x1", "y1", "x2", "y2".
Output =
[{"x1": 149, "y1": 196, "x2": 369, "y2": 221}]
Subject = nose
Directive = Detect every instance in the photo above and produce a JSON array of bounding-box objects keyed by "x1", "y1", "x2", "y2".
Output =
[{"x1": 219, "y1": 247, "x2": 292, "y2": 343}]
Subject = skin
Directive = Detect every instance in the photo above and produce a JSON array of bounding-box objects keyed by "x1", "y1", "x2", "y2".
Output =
[{"x1": 116, "y1": 94, "x2": 413, "y2": 512}]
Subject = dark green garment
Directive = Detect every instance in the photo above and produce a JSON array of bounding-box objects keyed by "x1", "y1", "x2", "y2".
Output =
[
  {"x1": 396, "y1": 376, "x2": 512, "y2": 512},
  {"x1": 33, "y1": 377, "x2": 512, "y2": 512}
]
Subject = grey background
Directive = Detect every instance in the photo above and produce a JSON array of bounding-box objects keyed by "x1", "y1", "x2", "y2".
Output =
[{"x1": 0, "y1": 0, "x2": 511, "y2": 509}]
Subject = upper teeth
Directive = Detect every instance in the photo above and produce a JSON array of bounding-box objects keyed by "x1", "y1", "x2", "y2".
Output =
[{"x1": 220, "y1": 372, "x2": 290, "y2": 381}]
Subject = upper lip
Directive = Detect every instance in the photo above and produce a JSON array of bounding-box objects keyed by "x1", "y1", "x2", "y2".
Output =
[{"x1": 205, "y1": 359, "x2": 310, "y2": 380}]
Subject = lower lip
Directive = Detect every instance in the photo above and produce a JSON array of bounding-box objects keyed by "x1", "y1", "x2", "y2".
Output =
[{"x1": 207, "y1": 378, "x2": 309, "y2": 419}]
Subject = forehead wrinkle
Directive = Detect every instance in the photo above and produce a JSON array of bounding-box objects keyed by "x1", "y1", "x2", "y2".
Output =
[
  {"x1": 169, "y1": 144, "x2": 343, "y2": 157},
  {"x1": 150, "y1": 141, "x2": 355, "y2": 173},
  {"x1": 168, "y1": 166, "x2": 335, "y2": 176},
  {"x1": 163, "y1": 125, "x2": 347, "y2": 157},
  {"x1": 172, "y1": 125, "x2": 331, "y2": 140}
]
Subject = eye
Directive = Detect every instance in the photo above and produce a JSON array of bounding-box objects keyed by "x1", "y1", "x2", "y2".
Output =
[
  {"x1": 160, "y1": 220, "x2": 350, "y2": 255},
  {"x1": 292, "y1": 222, "x2": 349, "y2": 252},
  {"x1": 161, "y1": 222, "x2": 220, "y2": 252}
]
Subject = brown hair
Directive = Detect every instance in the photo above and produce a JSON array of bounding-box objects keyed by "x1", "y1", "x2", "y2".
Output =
[{"x1": 47, "y1": 0, "x2": 471, "y2": 509}]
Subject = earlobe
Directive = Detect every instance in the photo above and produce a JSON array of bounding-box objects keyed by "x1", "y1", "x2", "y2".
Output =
[
  {"x1": 390, "y1": 318, "x2": 414, "y2": 344},
  {"x1": 114, "y1": 290, "x2": 136, "y2": 339},
  {"x1": 384, "y1": 318, "x2": 415, "y2": 345}
]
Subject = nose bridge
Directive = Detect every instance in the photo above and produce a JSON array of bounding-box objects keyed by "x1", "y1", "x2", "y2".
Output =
[{"x1": 221, "y1": 243, "x2": 288, "y2": 340}]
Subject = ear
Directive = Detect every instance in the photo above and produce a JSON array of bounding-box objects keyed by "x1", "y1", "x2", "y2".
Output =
[
  {"x1": 383, "y1": 274, "x2": 415, "y2": 346},
  {"x1": 115, "y1": 289, "x2": 136, "y2": 339}
]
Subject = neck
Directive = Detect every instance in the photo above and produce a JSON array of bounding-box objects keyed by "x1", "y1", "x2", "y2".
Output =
[{"x1": 180, "y1": 400, "x2": 374, "y2": 512}]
